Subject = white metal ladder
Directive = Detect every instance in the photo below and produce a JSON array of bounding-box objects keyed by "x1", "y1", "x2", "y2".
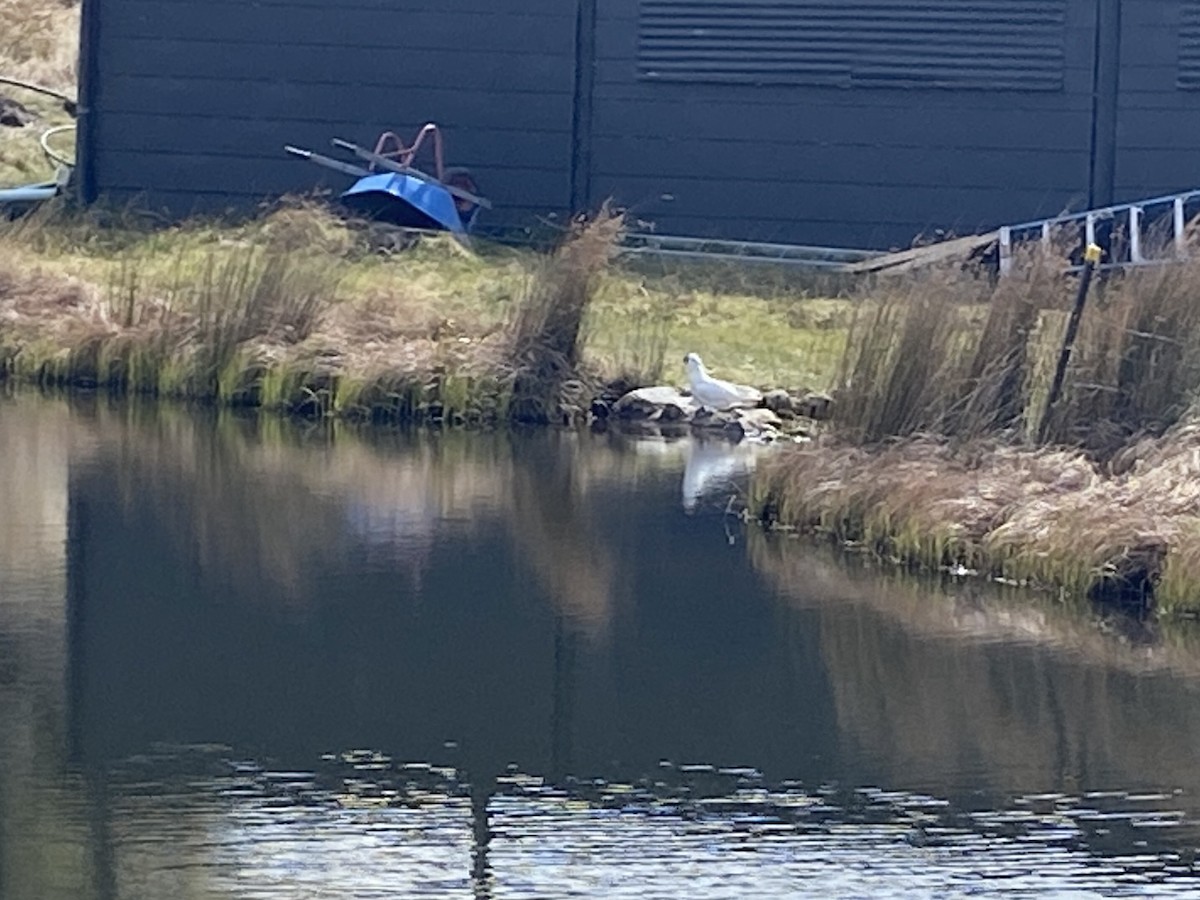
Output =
[{"x1": 997, "y1": 188, "x2": 1200, "y2": 276}]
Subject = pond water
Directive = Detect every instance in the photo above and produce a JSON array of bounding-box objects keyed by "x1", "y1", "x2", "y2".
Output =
[{"x1": 5, "y1": 388, "x2": 1200, "y2": 898}]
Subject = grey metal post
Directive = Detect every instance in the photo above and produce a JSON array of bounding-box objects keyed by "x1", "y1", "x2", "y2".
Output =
[{"x1": 1038, "y1": 243, "x2": 1103, "y2": 444}]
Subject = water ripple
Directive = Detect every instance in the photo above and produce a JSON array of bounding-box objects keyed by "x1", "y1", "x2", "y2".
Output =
[{"x1": 59, "y1": 746, "x2": 1195, "y2": 899}]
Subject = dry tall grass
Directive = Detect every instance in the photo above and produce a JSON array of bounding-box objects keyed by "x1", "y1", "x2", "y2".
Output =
[
  {"x1": 0, "y1": 200, "x2": 631, "y2": 425},
  {"x1": 1, "y1": 0, "x2": 79, "y2": 92},
  {"x1": 752, "y1": 415, "x2": 1200, "y2": 612},
  {"x1": 752, "y1": 239, "x2": 1200, "y2": 612},
  {"x1": 835, "y1": 245, "x2": 1200, "y2": 451},
  {"x1": 505, "y1": 205, "x2": 624, "y2": 423}
]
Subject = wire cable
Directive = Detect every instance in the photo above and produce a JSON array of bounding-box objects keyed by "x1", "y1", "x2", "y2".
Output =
[{"x1": 0, "y1": 74, "x2": 77, "y2": 115}]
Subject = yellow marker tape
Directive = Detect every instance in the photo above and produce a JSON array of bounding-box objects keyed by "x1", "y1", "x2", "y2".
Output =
[{"x1": 1084, "y1": 243, "x2": 1103, "y2": 264}]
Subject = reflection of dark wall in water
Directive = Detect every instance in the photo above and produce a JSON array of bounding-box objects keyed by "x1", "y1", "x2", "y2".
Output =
[
  {"x1": 66, "y1": 430, "x2": 837, "y2": 783},
  {"x1": 818, "y1": 600, "x2": 1200, "y2": 802}
]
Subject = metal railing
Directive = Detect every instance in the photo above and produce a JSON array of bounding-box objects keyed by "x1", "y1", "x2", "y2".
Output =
[
  {"x1": 998, "y1": 189, "x2": 1200, "y2": 275},
  {"x1": 620, "y1": 232, "x2": 883, "y2": 270}
]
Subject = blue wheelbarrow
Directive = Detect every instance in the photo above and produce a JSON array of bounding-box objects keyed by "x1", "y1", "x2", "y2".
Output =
[{"x1": 285, "y1": 123, "x2": 491, "y2": 237}]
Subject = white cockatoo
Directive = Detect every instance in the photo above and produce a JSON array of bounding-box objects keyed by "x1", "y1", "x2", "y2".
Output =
[{"x1": 683, "y1": 353, "x2": 763, "y2": 410}]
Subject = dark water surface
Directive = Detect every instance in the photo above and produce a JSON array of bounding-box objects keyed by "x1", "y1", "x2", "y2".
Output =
[{"x1": 5, "y1": 389, "x2": 1200, "y2": 898}]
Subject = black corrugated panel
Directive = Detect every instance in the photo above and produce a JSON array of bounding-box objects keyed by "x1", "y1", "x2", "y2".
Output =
[
  {"x1": 638, "y1": 0, "x2": 1067, "y2": 90},
  {"x1": 1180, "y1": 0, "x2": 1200, "y2": 88}
]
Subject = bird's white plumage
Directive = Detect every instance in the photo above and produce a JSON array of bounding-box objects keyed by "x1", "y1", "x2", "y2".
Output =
[{"x1": 683, "y1": 353, "x2": 763, "y2": 410}]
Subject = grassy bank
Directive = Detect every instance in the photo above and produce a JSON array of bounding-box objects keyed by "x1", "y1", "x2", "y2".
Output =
[
  {"x1": 752, "y1": 249, "x2": 1200, "y2": 615},
  {"x1": 0, "y1": 201, "x2": 850, "y2": 424}
]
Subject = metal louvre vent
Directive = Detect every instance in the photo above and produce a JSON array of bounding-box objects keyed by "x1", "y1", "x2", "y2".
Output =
[
  {"x1": 638, "y1": 0, "x2": 1067, "y2": 91},
  {"x1": 1180, "y1": 0, "x2": 1200, "y2": 88}
]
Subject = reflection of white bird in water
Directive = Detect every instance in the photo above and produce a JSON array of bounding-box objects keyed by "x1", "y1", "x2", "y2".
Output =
[
  {"x1": 683, "y1": 353, "x2": 763, "y2": 410},
  {"x1": 681, "y1": 439, "x2": 765, "y2": 512}
]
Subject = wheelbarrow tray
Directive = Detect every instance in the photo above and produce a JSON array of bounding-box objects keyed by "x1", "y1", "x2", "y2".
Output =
[{"x1": 339, "y1": 171, "x2": 468, "y2": 233}]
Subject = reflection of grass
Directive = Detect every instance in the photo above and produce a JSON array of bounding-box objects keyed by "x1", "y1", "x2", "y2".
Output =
[
  {"x1": 751, "y1": 532, "x2": 1200, "y2": 809},
  {"x1": 71, "y1": 399, "x2": 636, "y2": 637},
  {"x1": 0, "y1": 389, "x2": 69, "y2": 580},
  {"x1": 751, "y1": 531, "x2": 1200, "y2": 676}
]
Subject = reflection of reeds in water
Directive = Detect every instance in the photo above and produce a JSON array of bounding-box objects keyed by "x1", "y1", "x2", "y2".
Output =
[
  {"x1": 87, "y1": 405, "x2": 511, "y2": 604},
  {"x1": 0, "y1": 390, "x2": 71, "y2": 596},
  {"x1": 74, "y1": 400, "x2": 633, "y2": 636},
  {"x1": 0, "y1": 391, "x2": 90, "y2": 899},
  {"x1": 506, "y1": 440, "x2": 622, "y2": 640},
  {"x1": 749, "y1": 532, "x2": 1200, "y2": 807}
]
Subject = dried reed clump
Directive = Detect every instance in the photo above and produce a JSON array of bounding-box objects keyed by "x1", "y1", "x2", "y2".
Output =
[
  {"x1": 1049, "y1": 261, "x2": 1200, "y2": 448},
  {"x1": 504, "y1": 203, "x2": 624, "y2": 424},
  {"x1": 0, "y1": 196, "x2": 587, "y2": 426},
  {"x1": 835, "y1": 246, "x2": 1064, "y2": 444},
  {"x1": 752, "y1": 412, "x2": 1200, "y2": 612},
  {"x1": 771, "y1": 235, "x2": 1200, "y2": 611},
  {"x1": 0, "y1": 217, "x2": 346, "y2": 398},
  {"x1": 834, "y1": 240, "x2": 1200, "y2": 453},
  {"x1": 0, "y1": 0, "x2": 79, "y2": 94}
]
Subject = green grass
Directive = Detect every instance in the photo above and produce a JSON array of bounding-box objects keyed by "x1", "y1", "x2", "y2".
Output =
[
  {"x1": 1, "y1": 200, "x2": 854, "y2": 407},
  {"x1": 586, "y1": 284, "x2": 847, "y2": 393},
  {"x1": 0, "y1": 200, "x2": 854, "y2": 431}
]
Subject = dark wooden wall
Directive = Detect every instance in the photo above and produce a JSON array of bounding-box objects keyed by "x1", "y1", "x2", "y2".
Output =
[
  {"x1": 78, "y1": 0, "x2": 1200, "y2": 250},
  {"x1": 587, "y1": 0, "x2": 1096, "y2": 248},
  {"x1": 80, "y1": 0, "x2": 577, "y2": 225},
  {"x1": 1114, "y1": 0, "x2": 1200, "y2": 202}
]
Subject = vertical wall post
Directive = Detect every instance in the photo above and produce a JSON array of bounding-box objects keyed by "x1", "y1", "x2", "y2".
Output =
[
  {"x1": 73, "y1": 0, "x2": 101, "y2": 204},
  {"x1": 1088, "y1": 0, "x2": 1122, "y2": 209},
  {"x1": 569, "y1": 0, "x2": 598, "y2": 218}
]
